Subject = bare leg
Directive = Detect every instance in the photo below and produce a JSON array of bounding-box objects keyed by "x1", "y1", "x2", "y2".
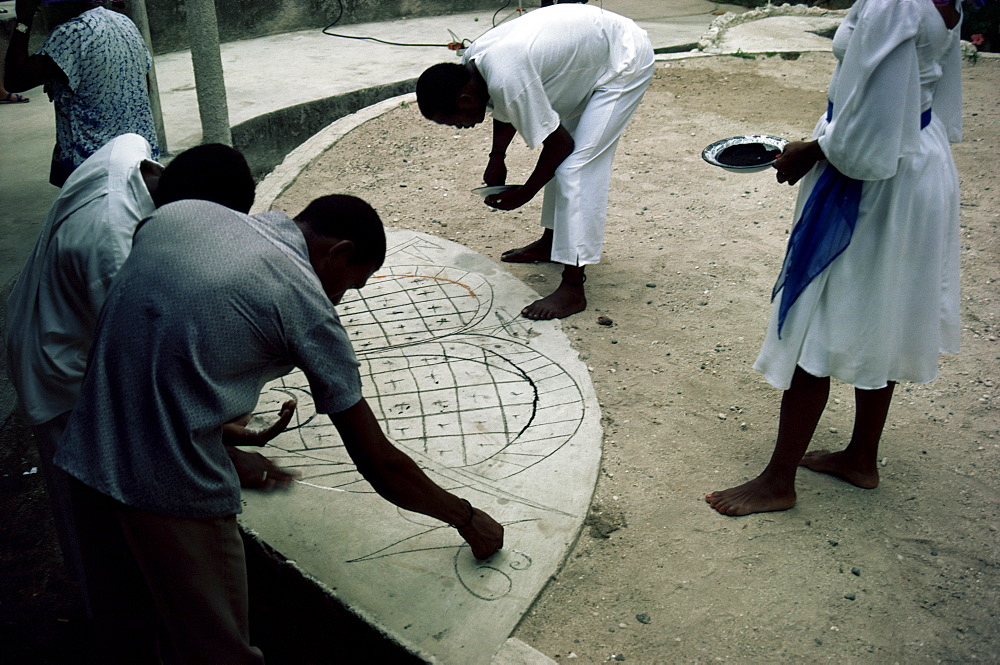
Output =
[
  {"x1": 707, "y1": 367, "x2": 829, "y2": 516},
  {"x1": 800, "y1": 382, "x2": 894, "y2": 489},
  {"x1": 501, "y1": 228, "x2": 554, "y2": 264},
  {"x1": 0, "y1": 33, "x2": 29, "y2": 103},
  {"x1": 521, "y1": 264, "x2": 587, "y2": 320}
]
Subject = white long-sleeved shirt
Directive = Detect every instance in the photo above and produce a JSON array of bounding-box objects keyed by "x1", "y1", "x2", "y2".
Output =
[{"x1": 4, "y1": 133, "x2": 156, "y2": 426}]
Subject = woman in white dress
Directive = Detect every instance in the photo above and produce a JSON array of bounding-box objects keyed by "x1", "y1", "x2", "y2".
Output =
[{"x1": 707, "y1": 0, "x2": 963, "y2": 516}]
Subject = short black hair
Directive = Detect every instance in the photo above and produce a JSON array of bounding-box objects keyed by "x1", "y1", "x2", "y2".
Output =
[
  {"x1": 154, "y1": 144, "x2": 255, "y2": 213},
  {"x1": 295, "y1": 195, "x2": 386, "y2": 270},
  {"x1": 416, "y1": 62, "x2": 472, "y2": 120}
]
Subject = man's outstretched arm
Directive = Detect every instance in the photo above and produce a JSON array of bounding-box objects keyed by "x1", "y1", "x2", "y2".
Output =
[{"x1": 331, "y1": 398, "x2": 504, "y2": 559}]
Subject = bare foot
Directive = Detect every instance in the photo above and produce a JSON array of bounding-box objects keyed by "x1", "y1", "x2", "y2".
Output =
[
  {"x1": 800, "y1": 450, "x2": 879, "y2": 489},
  {"x1": 521, "y1": 281, "x2": 586, "y2": 320},
  {"x1": 501, "y1": 238, "x2": 553, "y2": 263},
  {"x1": 705, "y1": 477, "x2": 796, "y2": 516}
]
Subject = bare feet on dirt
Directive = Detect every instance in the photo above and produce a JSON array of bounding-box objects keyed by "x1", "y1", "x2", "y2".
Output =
[
  {"x1": 705, "y1": 477, "x2": 797, "y2": 516},
  {"x1": 521, "y1": 280, "x2": 587, "y2": 320},
  {"x1": 501, "y1": 238, "x2": 554, "y2": 263},
  {"x1": 800, "y1": 450, "x2": 880, "y2": 489}
]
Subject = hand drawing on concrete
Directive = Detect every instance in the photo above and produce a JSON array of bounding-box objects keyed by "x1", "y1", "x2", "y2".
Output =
[{"x1": 248, "y1": 234, "x2": 589, "y2": 599}]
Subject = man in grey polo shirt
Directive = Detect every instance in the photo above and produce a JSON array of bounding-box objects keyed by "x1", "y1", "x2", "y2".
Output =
[{"x1": 55, "y1": 195, "x2": 504, "y2": 663}]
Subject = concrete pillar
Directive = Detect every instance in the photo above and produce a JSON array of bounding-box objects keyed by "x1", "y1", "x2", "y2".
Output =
[
  {"x1": 125, "y1": 0, "x2": 168, "y2": 155},
  {"x1": 185, "y1": 0, "x2": 232, "y2": 146}
]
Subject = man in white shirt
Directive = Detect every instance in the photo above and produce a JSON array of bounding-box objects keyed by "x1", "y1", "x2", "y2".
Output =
[{"x1": 416, "y1": 3, "x2": 654, "y2": 319}]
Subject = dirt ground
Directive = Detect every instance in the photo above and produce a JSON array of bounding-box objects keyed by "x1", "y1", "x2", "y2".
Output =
[
  {"x1": 273, "y1": 52, "x2": 999, "y2": 663},
  {"x1": 1, "y1": 52, "x2": 996, "y2": 664}
]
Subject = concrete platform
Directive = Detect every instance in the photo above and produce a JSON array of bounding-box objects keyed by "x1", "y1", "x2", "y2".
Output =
[
  {"x1": 0, "y1": 3, "x2": 854, "y2": 662},
  {"x1": 239, "y1": 222, "x2": 602, "y2": 662}
]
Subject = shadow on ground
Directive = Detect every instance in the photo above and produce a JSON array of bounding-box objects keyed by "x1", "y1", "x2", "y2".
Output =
[{"x1": 0, "y1": 413, "x2": 418, "y2": 664}]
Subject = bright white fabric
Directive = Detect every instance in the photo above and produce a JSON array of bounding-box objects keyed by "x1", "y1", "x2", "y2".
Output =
[
  {"x1": 755, "y1": 0, "x2": 962, "y2": 390},
  {"x1": 4, "y1": 133, "x2": 156, "y2": 427},
  {"x1": 55, "y1": 202, "x2": 364, "y2": 519},
  {"x1": 39, "y1": 7, "x2": 158, "y2": 171},
  {"x1": 465, "y1": 4, "x2": 651, "y2": 149},
  {"x1": 463, "y1": 4, "x2": 654, "y2": 265},
  {"x1": 540, "y1": 59, "x2": 654, "y2": 266}
]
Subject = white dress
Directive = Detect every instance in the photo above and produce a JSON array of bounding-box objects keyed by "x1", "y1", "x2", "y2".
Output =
[{"x1": 754, "y1": 0, "x2": 962, "y2": 391}]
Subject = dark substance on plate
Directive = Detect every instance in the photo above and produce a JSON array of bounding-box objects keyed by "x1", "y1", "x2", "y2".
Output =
[{"x1": 717, "y1": 142, "x2": 780, "y2": 167}]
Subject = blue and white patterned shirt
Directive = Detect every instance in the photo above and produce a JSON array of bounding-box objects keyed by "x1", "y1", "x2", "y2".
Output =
[
  {"x1": 55, "y1": 201, "x2": 364, "y2": 519},
  {"x1": 40, "y1": 7, "x2": 158, "y2": 172}
]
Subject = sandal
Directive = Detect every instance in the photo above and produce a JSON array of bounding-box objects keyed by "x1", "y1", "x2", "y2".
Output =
[{"x1": 1, "y1": 92, "x2": 30, "y2": 104}]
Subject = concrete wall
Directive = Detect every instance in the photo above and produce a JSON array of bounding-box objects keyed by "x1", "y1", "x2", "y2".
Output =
[
  {"x1": 231, "y1": 79, "x2": 417, "y2": 181},
  {"x1": 146, "y1": 0, "x2": 530, "y2": 54}
]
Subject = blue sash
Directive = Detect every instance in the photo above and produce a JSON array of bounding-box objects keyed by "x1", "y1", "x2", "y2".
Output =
[{"x1": 772, "y1": 103, "x2": 932, "y2": 338}]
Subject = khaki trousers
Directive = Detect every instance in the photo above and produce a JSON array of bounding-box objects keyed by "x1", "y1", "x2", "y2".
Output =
[{"x1": 69, "y1": 477, "x2": 264, "y2": 664}]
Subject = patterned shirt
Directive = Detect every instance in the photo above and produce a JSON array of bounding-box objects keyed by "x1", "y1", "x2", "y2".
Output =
[
  {"x1": 55, "y1": 202, "x2": 364, "y2": 519},
  {"x1": 39, "y1": 7, "x2": 158, "y2": 172},
  {"x1": 4, "y1": 134, "x2": 156, "y2": 427}
]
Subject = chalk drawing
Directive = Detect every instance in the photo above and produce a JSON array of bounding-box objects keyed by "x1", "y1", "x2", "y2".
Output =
[{"x1": 249, "y1": 234, "x2": 590, "y2": 601}]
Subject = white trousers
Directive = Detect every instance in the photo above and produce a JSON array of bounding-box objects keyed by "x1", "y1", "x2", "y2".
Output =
[{"x1": 542, "y1": 45, "x2": 655, "y2": 266}]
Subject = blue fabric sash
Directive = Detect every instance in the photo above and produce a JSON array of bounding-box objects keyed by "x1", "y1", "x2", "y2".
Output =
[{"x1": 771, "y1": 103, "x2": 932, "y2": 338}]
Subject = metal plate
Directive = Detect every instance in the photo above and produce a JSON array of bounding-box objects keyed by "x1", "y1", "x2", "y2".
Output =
[{"x1": 702, "y1": 135, "x2": 788, "y2": 173}]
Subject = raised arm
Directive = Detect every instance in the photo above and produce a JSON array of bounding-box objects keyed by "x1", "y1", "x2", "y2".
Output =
[{"x1": 331, "y1": 398, "x2": 504, "y2": 559}]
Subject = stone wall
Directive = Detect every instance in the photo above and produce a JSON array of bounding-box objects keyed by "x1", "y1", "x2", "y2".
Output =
[{"x1": 146, "y1": 0, "x2": 529, "y2": 55}]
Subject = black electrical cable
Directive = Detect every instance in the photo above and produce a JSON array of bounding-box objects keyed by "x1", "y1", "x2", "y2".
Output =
[
  {"x1": 321, "y1": 0, "x2": 519, "y2": 48},
  {"x1": 322, "y1": 0, "x2": 451, "y2": 47},
  {"x1": 492, "y1": 0, "x2": 513, "y2": 27}
]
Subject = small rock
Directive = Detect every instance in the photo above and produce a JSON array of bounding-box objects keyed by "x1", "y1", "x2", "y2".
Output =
[
  {"x1": 597, "y1": 316, "x2": 614, "y2": 326},
  {"x1": 931, "y1": 550, "x2": 939, "y2": 556},
  {"x1": 851, "y1": 567, "x2": 861, "y2": 576},
  {"x1": 646, "y1": 283, "x2": 657, "y2": 288},
  {"x1": 844, "y1": 593, "x2": 856, "y2": 601},
  {"x1": 879, "y1": 457, "x2": 888, "y2": 466},
  {"x1": 636, "y1": 613, "x2": 652, "y2": 624},
  {"x1": 717, "y1": 413, "x2": 727, "y2": 420},
  {"x1": 828, "y1": 540, "x2": 839, "y2": 547},
  {"x1": 613, "y1": 656, "x2": 626, "y2": 662}
]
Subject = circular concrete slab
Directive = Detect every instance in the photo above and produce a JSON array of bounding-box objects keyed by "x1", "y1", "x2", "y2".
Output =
[{"x1": 238, "y1": 228, "x2": 602, "y2": 663}]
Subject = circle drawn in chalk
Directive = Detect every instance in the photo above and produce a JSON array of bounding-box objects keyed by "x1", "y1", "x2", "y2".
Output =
[
  {"x1": 254, "y1": 336, "x2": 584, "y2": 490},
  {"x1": 338, "y1": 266, "x2": 493, "y2": 352}
]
